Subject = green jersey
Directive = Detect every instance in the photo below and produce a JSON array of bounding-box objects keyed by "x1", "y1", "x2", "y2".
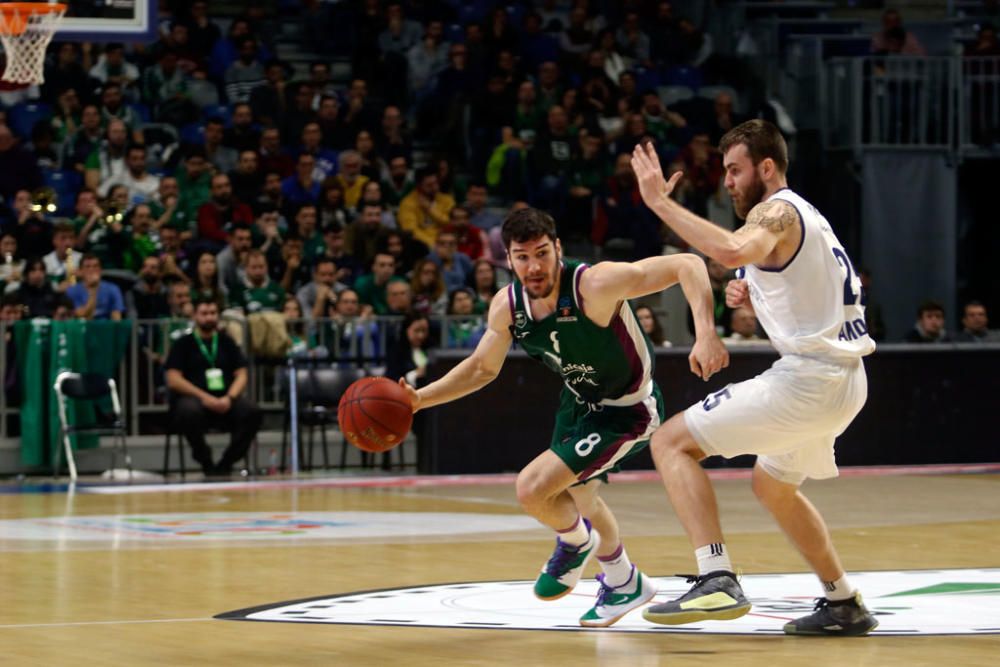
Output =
[
  {"x1": 231, "y1": 279, "x2": 286, "y2": 314},
  {"x1": 509, "y1": 259, "x2": 655, "y2": 406}
]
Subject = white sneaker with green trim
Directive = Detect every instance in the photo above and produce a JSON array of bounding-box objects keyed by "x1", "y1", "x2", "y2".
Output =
[{"x1": 579, "y1": 566, "x2": 658, "y2": 627}]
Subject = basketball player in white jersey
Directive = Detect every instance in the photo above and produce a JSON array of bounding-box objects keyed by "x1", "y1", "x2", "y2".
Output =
[{"x1": 630, "y1": 120, "x2": 878, "y2": 636}]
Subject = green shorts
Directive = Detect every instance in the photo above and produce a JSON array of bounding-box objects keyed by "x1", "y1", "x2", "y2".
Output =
[{"x1": 549, "y1": 383, "x2": 665, "y2": 483}]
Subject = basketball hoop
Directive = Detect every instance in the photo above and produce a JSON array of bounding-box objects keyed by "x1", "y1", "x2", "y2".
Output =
[{"x1": 0, "y1": 3, "x2": 66, "y2": 84}]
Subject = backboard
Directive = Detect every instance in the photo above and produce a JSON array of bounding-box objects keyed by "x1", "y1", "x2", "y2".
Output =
[{"x1": 29, "y1": 0, "x2": 157, "y2": 42}]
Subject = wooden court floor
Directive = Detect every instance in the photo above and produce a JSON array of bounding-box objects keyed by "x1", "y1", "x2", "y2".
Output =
[{"x1": 1, "y1": 470, "x2": 998, "y2": 666}]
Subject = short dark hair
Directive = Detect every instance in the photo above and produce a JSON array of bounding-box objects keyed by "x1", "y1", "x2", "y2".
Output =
[
  {"x1": 963, "y1": 300, "x2": 986, "y2": 313},
  {"x1": 401, "y1": 310, "x2": 429, "y2": 335},
  {"x1": 184, "y1": 144, "x2": 207, "y2": 161},
  {"x1": 1, "y1": 293, "x2": 23, "y2": 309},
  {"x1": 501, "y1": 207, "x2": 557, "y2": 248},
  {"x1": 193, "y1": 296, "x2": 219, "y2": 310},
  {"x1": 80, "y1": 253, "x2": 101, "y2": 267},
  {"x1": 917, "y1": 300, "x2": 945, "y2": 317},
  {"x1": 885, "y1": 26, "x2": 906, "y2": 43},
  {"x1": 718, "y1": 119, "x2": 789, "y2": 174},
  {"x1": 254, "y1": 202, "x2": 278, "y2": 218},
  {"x1": 54, "y1": 294, "x2": 75, "y2": 312},
  {"x1": 314, "y1": 257, "x2": 336, "y2": 272},
  {"x1": 415, "y1": 166, "x2": 437, "y2": 183}
]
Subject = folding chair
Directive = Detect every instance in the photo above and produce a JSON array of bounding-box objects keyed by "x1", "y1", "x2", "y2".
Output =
[
  {"x1": 161, "y1": 392, "x2": 259, "y2": 481},
  {"x1": 281, "y1": 365, "x2": 366, "y2": 471},
  {"x1": 53, "y1": 371, "x2": 130, "y2": 482}
]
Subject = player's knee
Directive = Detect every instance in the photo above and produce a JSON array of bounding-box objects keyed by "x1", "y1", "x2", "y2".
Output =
[
  {"x1": 650, "y1": 416, "x2": 696, "y2": 459},
  {"x1": 752, "y1": 466, "x2": 796, "y2": 510},
  {"x1": 515, "y1": 473, "x2": 546, "y2": 511}
]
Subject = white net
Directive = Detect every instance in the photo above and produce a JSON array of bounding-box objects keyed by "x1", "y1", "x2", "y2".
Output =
[{"x1": 0, "y1": 4, "x2": 65, "y2": 85}]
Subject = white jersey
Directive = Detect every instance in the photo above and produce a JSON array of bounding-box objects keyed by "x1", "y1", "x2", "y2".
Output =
[{"x1": 739, "y1": 188, "x2": 875, "y2": 362}]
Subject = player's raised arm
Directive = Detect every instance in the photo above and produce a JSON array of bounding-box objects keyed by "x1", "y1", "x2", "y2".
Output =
[
  {"x1": 580, "y1": 257, "x2": 729, "y2": 381},
  {"x1": 400, "y1": 288, "x2": 514, "y2": 413},
  {"x1": 630, "y1": 143, "x2": 787, "y2": 269}
]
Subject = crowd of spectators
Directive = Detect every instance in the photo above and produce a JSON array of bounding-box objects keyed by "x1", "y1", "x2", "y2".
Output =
[{"x1": 0, "y1": 0, "x2": 996, "y2": 369}]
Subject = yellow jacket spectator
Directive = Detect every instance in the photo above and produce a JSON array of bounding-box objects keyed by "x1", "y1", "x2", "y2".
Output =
[
  {"x1": 397, "y1": 167, "x2": 455, "y2": 247},
  {"x1": 333, "y1": 150, "x2": 369, "y2": 209}
]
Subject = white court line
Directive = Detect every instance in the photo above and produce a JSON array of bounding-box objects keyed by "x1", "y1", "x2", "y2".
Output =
[
  {"x1": 0, "y1": 617, "x2": 213, "y2": 630},
  {"x1": 79, "y1": 463, "x2": 1000, "y2": 495}
]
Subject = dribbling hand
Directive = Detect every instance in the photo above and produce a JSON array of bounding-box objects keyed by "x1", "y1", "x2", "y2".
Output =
[{"x1": 397, "y1": 378, "x2": 422, "y2": 413}]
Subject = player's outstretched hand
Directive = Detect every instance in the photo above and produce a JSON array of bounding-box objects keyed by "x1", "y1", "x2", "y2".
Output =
[
  {"x1": 397, "y1": 377, "x2": 422, "y2": 413},
  {"x1": 725, "y1": 279, "x2": 749, "y2": 308},
  {"x1": 689, "y1": 335, "x2": 730, "y2": 382},
  {"x1": 631, "y1": 141, "x2": 683, "y2": 207}
]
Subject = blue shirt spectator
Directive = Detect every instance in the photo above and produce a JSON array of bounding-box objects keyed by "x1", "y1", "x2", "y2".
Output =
[
  {"x1": 428, "y1": 231, "x2": 473, "y2": 293},
  {"x1": 298, "y1": 120, "x2": 339, "y2": 181},
  {"x1": 66, "y1": 255, "x2": 126, "y2": 320},
  {"x1": 282, "y1": 153, "x2": 323, "y2": 207}
]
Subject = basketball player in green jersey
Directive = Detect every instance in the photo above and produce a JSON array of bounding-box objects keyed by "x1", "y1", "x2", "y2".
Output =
[{"x1": 399, "y1": 208, "x2": 728, "y2": 626}]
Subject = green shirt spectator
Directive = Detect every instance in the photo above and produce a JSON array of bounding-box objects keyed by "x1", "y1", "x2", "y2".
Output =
[
  {"x1": 148, "y1": 176, "x2": 193, "y2": 237},
  {"x1": 290, "y1": 204, "x2": 325, "y2": 266},
  {"x1": 120, "y1": 204, "x2": 160, "y2": 272},
  {"x1": 354, "y1": 252, "x2": 401, "y2": 316},
  {"x1": 382, "y1": 156, "x2": 415, "y2": 207},
  {"x1": 229, "y1": 250, "x2": 286, "y2": 314},
  {"x1": 176, "y1": 148, "x2": 213, "y2": 224}
]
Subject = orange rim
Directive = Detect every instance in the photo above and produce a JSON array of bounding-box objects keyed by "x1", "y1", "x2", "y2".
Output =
[{"x1": 0, "y1": 3, "x2": 67, "y2": 36}]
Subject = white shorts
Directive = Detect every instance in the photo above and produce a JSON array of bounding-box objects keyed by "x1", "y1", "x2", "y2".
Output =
[{"x1": 684, "y1": 355, "x2": 868, "y2": 485}]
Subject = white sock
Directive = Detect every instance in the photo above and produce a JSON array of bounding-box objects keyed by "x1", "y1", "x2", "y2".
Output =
[
  {"x1": 695, "y1": 542, "x2": 733, "y2": 576},
  {"x1": 556, "y1": 516, "x2": 589, "y2": 547},
  {"x1": 597, "y1": 543, "x2": 634, "y2": 588},
  {"x1": 823, "y1": 574, "x2": 856, "y2": 602}
]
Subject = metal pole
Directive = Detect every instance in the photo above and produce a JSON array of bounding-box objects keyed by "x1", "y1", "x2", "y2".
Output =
[
  {"x1": 288, "y1": 358, "x2": 299, "y2": 476},
  {"x1": 128, "y1": 320, "x2": 139, "y2": 436},
  {"x1": 0, "y1": 323, "x2": 6, "y2": 438}
]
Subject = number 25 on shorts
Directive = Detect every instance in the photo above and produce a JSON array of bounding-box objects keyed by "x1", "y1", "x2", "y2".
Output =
[{"x1": 702, "y1": 387, "x2": 732, "y2": 412}]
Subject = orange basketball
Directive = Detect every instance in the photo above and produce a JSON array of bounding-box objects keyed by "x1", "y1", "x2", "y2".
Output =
[{"x1": 338, "y1": 377, "x2": 414, "y2": 453}]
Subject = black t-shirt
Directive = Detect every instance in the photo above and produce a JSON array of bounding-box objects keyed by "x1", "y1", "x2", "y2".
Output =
[{"x1": 164, "y1": 331, "x2": 247, "y2": 396}]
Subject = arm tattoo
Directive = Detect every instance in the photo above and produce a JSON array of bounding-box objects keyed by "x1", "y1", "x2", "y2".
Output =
[{"x1": 739, "y1": 200, "x2": 797, "y2": 235}]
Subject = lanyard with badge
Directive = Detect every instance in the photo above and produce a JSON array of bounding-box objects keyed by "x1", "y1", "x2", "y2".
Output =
[{"x1": 196, "y1": 333, "x2": 225, "y2": 392}]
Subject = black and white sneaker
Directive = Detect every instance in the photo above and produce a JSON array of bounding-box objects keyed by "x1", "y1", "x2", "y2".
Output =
[
  {"x1": 642, "y1": 570, "x2": 751, "y2": 625},
  {"x1": 783, "y1": 593, "x2": 879, "y2": 636}
]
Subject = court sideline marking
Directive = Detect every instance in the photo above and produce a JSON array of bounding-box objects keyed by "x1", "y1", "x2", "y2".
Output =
[
  {"x1": 78, "y1": 463, "x2": 1000, "y2": 495},
  {"x1": 0, "y1": 618, "x2": 213, "y2": 630}
]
